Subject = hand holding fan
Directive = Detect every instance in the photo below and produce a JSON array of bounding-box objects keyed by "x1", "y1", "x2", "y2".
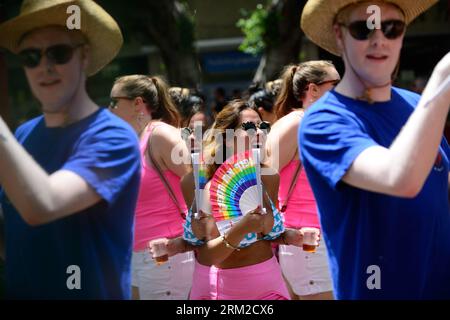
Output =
[{"x1": 209, "y1": 150, "x2": 265, "y2": 232}]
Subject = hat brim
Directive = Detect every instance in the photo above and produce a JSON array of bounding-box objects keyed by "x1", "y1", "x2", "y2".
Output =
[
  {"x1": 0, "y1": 0, "x2": 123, "y2": 76},
  {"x1": 301, "y1": 0, "x2": 438, "y2": 56}
]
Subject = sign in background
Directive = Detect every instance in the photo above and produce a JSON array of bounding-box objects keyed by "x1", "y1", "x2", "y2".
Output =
[{"x1": 201, "y1": 50, "x2": 261, "y2": 74}]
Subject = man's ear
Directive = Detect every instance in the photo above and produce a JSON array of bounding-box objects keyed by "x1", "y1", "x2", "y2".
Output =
[
  {"x1": 80, "y1": 44, "x2": 90, "y2": 71},
  {"x1": 333, "y1": 24, "x2": 344, "y2": 54}
]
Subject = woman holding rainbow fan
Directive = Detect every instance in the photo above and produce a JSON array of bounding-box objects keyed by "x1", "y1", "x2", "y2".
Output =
[{"x1": 181, "y1": 100, "x2": 312, "y2": 300}]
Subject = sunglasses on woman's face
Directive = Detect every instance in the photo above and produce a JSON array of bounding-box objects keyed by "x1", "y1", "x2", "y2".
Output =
[
  {"x1": 340, "y1": 19, "x2": 406, "y2": 41},
  {"x1": 18, "y1": 43, "x2": 84, "y2": 69},
  {"x1": 108, "y1": 97, "x2": 132, "y2": 110},
  {"x1": 181, "y1": 126, "x2": 194, "y2": 137},
  {"x1": 181, "y1": 125, "x2": 206, "y2": 137},
  {"x1": 317, "y1": 79, "x2": 340, "y2": 87},
  {"x1": 241, "y1": 121, "x2": 271, "y2": 133}
]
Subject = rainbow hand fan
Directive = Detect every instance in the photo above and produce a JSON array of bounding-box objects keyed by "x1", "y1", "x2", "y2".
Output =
[
  {"x1": 198, "y1": 164, "x2": 207, "y2": 189},
  {"x1": 209, "y1": 150, "x2": 263, "y2": 222},
  {"x1": 192, "y1": 153, "x2": 208, "y2": 219}
]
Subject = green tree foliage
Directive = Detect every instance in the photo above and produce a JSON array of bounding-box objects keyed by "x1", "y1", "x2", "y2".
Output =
[
  {"x1": 238, "y1": 0, "x2": 305, "y2": 82},
  {"x1": 237, "y1": 2, "x2": 282, "y2": 56},
  {"x1": 177, "y1": 1, "x2": 197, "y2": 52},
  {"x1": 237, "y1": 4, "x2": 270, "y2": 56},
  {"x1": 96, "y1": 0, "x2": 201, "y2": 87}
]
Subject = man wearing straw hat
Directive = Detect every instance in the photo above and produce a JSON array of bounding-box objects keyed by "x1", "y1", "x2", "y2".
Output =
[
  {"x1": 0, "y1": 0, "x2": 141, "y2": 299},
  {"x1": 298, "y1": 0, "x2": 450, "y2": 299}
]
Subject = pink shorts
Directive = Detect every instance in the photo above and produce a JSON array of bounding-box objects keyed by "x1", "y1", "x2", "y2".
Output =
[{"x1": 189, "y1": 256, "x2": 290, "y2": 300}]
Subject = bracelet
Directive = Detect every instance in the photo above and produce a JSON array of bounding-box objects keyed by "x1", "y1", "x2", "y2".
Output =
[{"x1": 221, "y1": 235, "x2": 240, "y2": 251}]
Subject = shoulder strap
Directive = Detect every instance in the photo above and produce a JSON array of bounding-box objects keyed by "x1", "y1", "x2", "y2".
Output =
[
  {"x1": 280, "y1": 110, "x2": 305, "y2": 213},
  {"x1": 147, "y1": 125, "x2": 186, "y2": 219},
  {"x1": 280, "y1": 161, "x2": 302, "y2": 213}
]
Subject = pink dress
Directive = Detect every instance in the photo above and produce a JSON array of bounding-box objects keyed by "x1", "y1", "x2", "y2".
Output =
[
  {"x1": 133, "y1": 123, "x2": 187, "y2": 251},
  {"x1": 278, "y1": 159, "x2": 320, "y2": 228}
]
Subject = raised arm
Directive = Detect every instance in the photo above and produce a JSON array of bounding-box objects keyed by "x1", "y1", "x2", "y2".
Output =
[
  {"x1": 0, "y1": 118, "x2": 101, "y2": 226},
  {"x1": 343, "y1": 53, "x2": 450, "y2": 197}
]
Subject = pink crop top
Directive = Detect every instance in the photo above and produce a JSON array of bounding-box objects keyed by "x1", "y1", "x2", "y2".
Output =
[
  {"x1": 278, "y1": 159, "x2": 320, "y2": 229},
  {"x1": 133, "y1": 123, "x2": 187, "y2": 251}
]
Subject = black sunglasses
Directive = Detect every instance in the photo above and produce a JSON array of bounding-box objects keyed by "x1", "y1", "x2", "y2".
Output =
[
  {"x1": 108, "y1": 96, "x2": 133, "y2": 109},
  {"x1": 340, "y1": 19, "x2": 406, "y2": 41},
  {"x1": 241, "y1": 121, "x2": 271, "y2": 132},
  {"x1": 181, "y1": 127, "x2": 194, "y2": 140},
  {"x1": 18, "y1": 43, "x2": 84, "y2": 69},
  {"x1": 317, "y1": 79, "x2": 340, "y2": 86},
  {"x1": 181, "y1": 126, "x2": 206, "y2": 137}
]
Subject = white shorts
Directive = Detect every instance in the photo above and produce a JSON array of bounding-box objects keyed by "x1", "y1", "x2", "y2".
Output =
[
  {"x1": 131, "y1": 250, "x2": 194, "y2": 300},
  {"x1": 278, "y1": 243, "x2": 333, "y2": 296}
]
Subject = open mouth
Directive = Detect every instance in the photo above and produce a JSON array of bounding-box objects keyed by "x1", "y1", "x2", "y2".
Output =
[
  {"x1": 366, "y1": 55, "x2": 388, "y2": 62},
  {"x1": 40, "y1": 80, "x2": 61, "y2": 87}
]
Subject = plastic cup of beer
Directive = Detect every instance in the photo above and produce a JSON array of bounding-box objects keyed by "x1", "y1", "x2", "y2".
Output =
[
  {"x1": 149, "y1": 239, "x2": 169, "y2": 265},
  {"x1": 302, "y1": 227, "x2": 320, "y2": 253}
]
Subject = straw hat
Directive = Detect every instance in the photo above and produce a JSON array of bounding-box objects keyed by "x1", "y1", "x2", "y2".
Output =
[
  {"x1": 301, "y1": 0, "x2": 438, "y2": 56},
  {"x1": 0, "y1": 0, "x2": 123, "y2": 76}
]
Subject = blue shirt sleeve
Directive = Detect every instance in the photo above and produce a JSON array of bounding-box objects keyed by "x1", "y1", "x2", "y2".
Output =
[
  {"x1": 299, "y1": 108, "x2": 378, "y2": 189},
  {"x1": 62, "y1": 126, "x2": 141, "y2": 205},
  {"x1": 441, "y1": 137, "x2": 450, "y2": 172}
]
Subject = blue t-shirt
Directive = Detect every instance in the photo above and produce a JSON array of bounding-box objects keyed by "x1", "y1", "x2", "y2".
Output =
[
  {"x1": 299, "y1": 88, "x2": 450, "y2": 300},
  {"x1": 0, "y1": 109, "x2": 141, "y2": 299}
]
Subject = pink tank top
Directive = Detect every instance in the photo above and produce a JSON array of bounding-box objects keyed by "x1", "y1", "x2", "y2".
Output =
[
  {"x1": 133, "y1": 123, "x2": 187, "y2": 251},
  {"x1": 278, "y1": 159, "x2": 320, "y2": 228}
]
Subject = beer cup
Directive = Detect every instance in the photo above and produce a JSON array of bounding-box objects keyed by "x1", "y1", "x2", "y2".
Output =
[
  {"x1": 302, "y1": 227, "x2": 320, "y2": 253},
  {"x1": 148, "y1": 239, "x2": 169, "y2": 265}
]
